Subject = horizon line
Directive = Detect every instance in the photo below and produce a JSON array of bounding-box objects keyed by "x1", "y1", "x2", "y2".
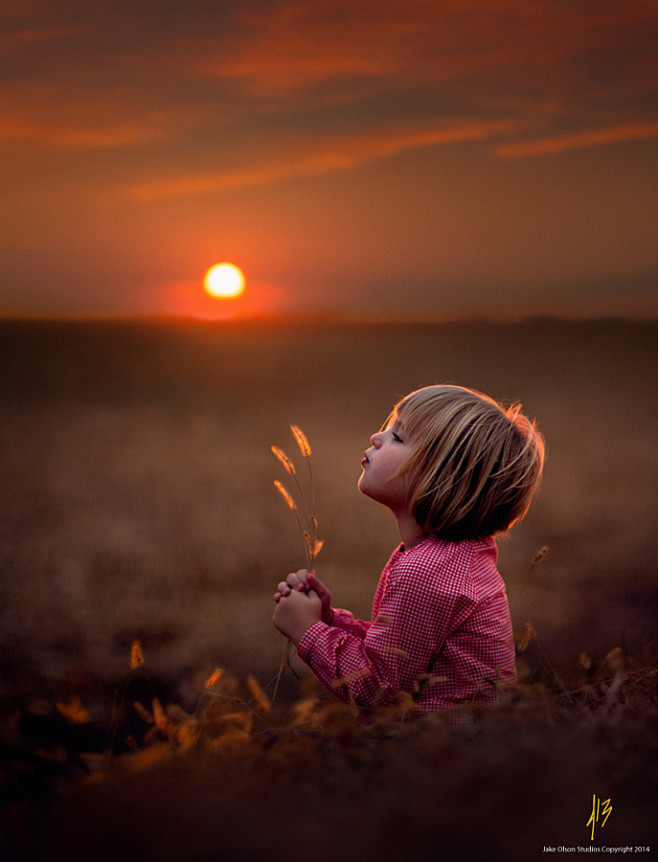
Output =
[{"x1": 0, "y1": 310, "x2": 656, "y2": 326}]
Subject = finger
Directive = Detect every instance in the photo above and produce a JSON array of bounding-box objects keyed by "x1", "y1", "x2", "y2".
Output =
[
  {"x1": 299, "y1": 570, "x2": 316, "y2": 589},
  {"x1": 287, "y1": 573, "x2": 308, "y2": 591},
  {"x1": 293, "y1": 570, "x2": 312, "y2": 588},
  {"x1": 307, "y1": 574, "x2": 326, "y2": 594},
  {"x1": 277, "y1": 582, "x2": 292, "y2": 596}
]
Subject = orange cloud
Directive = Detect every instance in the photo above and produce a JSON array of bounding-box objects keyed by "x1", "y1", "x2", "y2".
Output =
[
  {"x1": 494, "y1": 121, "x2": 658, "y2": 158},
  {"x1": 0, "y1": 25, "x2": 83, "y2": 53},
  {"x1": 0, "y1": 115, "x2": 170, "y2": 148},
  {"x1": 123, "y1": 118, "x2": 523, "y2": 201},
  {"x1": 5, "y1": 0, "x2": 655, "y2": 165},
  {"x1": 201, "y1": 1, "x2": 411, "y2": 93},
  {"x1": 0, "y1": 77, "x2": 181, "y2": 150},
  {"x1": 200, "y1": 0, "x2": 656, "y2": 108}
]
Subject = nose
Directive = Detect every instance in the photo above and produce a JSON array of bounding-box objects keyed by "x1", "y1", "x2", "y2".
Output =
[{"x1": 370, "y1": 431, "x2": 383, "y2": 448}]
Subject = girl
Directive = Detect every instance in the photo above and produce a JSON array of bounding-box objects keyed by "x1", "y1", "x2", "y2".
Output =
[{"x1": 273, "y1": 384, "x2": 545, "y2": 713}]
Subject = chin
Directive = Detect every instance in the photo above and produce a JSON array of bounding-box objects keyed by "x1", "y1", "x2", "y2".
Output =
[
  {"x1": 357, "y1": 481, "x2": 379, "y2": 504},
  {"x1": 357, "y1": 475, "x2": 371, "y2": 498}
]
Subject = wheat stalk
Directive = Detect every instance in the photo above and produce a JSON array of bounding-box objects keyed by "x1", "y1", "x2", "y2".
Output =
[
  {"x1": 291, "y1": 423, "x2": 316, "y2": 509},
  {"x1": 520, "y1": 544, "x2": 549, "y2": 597},
  {"x1": 130, "y1": 638, "x2": 145, "y2": 669},
  {"x1": 271, "y1": 426, "x2": 322, "y2": 569},
  {"x1": 271, "y1": 426, "x2": 323, "y2": 698}
]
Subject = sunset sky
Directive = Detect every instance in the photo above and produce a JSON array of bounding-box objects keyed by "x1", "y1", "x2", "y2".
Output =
[{"x1": 2, "y1": 0, "x2": 656, "y2": 320}]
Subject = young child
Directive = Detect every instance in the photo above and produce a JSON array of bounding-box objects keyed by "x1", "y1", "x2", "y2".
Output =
[{"x1": 273, "y1": 384, "x2": 545, "y2": 714}]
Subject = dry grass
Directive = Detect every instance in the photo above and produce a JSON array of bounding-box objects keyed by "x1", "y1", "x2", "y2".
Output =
[
  {"x1": 1, "y1": 643, "x2": 657, "y2": 861},
  {"x1": 0, "y1": 318, "x2": 656, "y2": 859}
]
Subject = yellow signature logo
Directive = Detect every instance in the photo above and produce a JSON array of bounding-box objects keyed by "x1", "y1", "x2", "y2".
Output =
[{"x1": 587, "y1": 794, "x2": 612, "y2": 841}]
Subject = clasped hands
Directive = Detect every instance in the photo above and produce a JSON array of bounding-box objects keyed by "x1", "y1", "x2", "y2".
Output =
[{"x1": 272, "y1": 569, "x2": 333, "y2": 645}]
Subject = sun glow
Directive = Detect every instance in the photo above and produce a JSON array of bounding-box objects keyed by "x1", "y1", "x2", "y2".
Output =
[{"x1": 203, "y1": 263, "x2": 246, "y2": 299}]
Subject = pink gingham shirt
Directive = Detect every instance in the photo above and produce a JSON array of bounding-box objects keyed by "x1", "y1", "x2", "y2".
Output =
[{"x1": 297, "y1": 535, "x2": 517, "y2": 713}]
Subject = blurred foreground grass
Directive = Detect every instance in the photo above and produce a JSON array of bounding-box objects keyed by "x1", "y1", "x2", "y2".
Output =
[{"x1": 1, "y1": 642, "x2": 657, "y2": 861}]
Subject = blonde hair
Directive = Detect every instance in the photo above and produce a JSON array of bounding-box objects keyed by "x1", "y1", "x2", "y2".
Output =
[{"x1": 389, "y1": 385, "x2": 545, "y2": 540}]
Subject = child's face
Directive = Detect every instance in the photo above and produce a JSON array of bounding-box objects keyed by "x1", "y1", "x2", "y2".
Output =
[{"x1": 357, "y1": 415, "x2": 413, "y2": 514}]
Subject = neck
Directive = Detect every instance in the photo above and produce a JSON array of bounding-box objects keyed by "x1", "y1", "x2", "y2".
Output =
[{"x1": 394, "y1": 512, "x2": 426, "y2": 550}]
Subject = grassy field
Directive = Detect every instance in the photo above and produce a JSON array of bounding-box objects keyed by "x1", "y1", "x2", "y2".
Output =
[{"x1": 0, "y1": 317, "x2": 656, "y2": 859}]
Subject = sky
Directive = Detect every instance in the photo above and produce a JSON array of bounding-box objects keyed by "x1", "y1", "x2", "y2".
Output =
[{"x1": 1, "y1": 0, "x2": 657, "y2": 321}]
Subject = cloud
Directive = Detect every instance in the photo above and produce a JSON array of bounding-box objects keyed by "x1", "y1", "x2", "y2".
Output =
[
  {"x1": 200, "y1": 1, "x2": 411, "y2": 94},
  {"x1": 4, "y1": 0, "x2": 656, "y2": 185},
  {"x1": 199, "y1": 0, "x2": 656, "y2": 107},
  {"x1": 0, "y1": 116, "x2": 173, "y2": 150},
  {"x1": 0, "y1": 25, "x2": 83, "y2": 53},
  {"x1": 0, "y1": 72, "x2": 188, "y2": 150},
  {"x1": 123, "y1": 117, "x2": 522, "y2": 201},
  {"x1": 494, "y1": 121, "x2": 658, "y2": 158},
  {"x1": 0, "y1": 114, "x2": 172, "y2": 149},
  {"x1": 4, "y1": 0, "x2": 655, "y2": 164},
  {"x1": 190, "y1": 0, "x2": 658, "y2": 168}
]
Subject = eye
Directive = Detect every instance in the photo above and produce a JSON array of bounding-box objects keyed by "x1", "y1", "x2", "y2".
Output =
[{"x1": 392, "y1": 431, "x2": 403, "y2": 442}]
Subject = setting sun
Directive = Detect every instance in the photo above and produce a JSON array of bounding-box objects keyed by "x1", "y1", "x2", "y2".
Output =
[{"x1": 203, "y1": 263, "x2": 246, "y2": 299}]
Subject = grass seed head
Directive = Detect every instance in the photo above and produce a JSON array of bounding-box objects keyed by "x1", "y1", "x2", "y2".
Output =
[
  {"x1": 515, "y1": 620, "x2": 538, "y2": 652},
  {"x1": 331, "y1": 667, "x2": 372, "y2": 691},
  {"x1": 578, "y1": 652, "x2": 592, "y2": 671},
  {"x1": 247, "y1": 674, "x2": 271, "y2": 714},
  {"x1": 205, "y1": 668, "x2": 223, "y2": 688},
  {"x1": 133, "y1": 701, "x2": 154, "y2": 724},
  {"x1": 290, "y1": 424, "x2": 311, "y2": 457},
  {"x1": 273, "y1": 479, "x2": 296, "y2": 510},
  {"x1": 55, "y1": 695, "x2": 91, "y2": 725},
  {"x1": 130, "y1": 639, "x2": 144, "y2": 669},
  {"x1": 271, "y1": 445, "x2": 297, "y2": 475},
  {"x1": 152, "y1": 698, "x2": 168, "y2": 732},
  {"x1": 604, "y1": 646, "x2": 624, "y2": 673},
  {"x1": 289, "y1": 697, "x2": 320, "y2": 727},
  {"x1": 304, "y1": 532, "x2": 324, "y2": 560}
]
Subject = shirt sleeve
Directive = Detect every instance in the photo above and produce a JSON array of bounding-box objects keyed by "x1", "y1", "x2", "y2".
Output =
[
  {"x1": 297, "y1": 563, "x2": 473, "y2": 709},
  {"x1": 330, "y1": 608, "x2": 371, "y2": 639}
]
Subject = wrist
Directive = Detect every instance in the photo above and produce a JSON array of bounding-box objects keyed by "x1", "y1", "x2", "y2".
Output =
[{"x1": 289, "y1": 617, "x2": 319, "y2": 646}]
